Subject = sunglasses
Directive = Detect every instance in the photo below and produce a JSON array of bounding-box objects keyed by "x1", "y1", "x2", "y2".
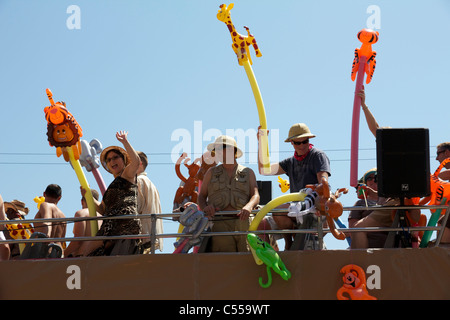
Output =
[
  {"x1": 365, "y1": 175, "x2": 377, "y2": 183},
  {"x1": 292, "y1": 139, "x2": 309, "y2": 145},
  {"x1": 106, "y1": 155, "x2": 122, "y2": 163},
  {"x1": 437, "y1": 150, "x2": 446, "y2": 156}
]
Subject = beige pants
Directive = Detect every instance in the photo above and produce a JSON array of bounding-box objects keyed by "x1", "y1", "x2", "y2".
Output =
[{"x1": 210, "y1": 217, "x2": 250, "y2": 252}]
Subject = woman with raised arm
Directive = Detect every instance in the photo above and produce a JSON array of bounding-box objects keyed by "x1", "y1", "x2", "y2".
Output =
[{"x1": 80, "y1": 131, "x2": 142, "y2": 256}]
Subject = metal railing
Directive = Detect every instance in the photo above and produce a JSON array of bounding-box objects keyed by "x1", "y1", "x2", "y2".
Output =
[{"x1": 0, "y1": 203, "x2": 449, "y2": 255}]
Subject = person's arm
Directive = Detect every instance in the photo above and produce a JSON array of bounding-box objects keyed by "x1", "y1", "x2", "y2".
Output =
[
  {"x1": 438, "y1": 170, "x2": 450, "y2": 182},
  {"x1": 80, "y1": 187, "x2": 105, "y2": 215},
  {"x1": 238, "y1": 169, "x2": 260, "y2": 220},
  {"x1": 257, "y1": 127, "x2": 285, "y2": 176},
  {"x1": 316, "y1": 171, "x2": 329, "y2": 183},
  {"x1": 357, "y1": 87, "x2": 379, "y2": 137},
  {"x1": 116, "y1": 131, "x2": 140, "y2": 183}
]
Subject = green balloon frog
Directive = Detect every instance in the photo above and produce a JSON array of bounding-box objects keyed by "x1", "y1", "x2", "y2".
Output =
[{"x1": 247, "y1": 233, "x2": 291, "y2": 288}]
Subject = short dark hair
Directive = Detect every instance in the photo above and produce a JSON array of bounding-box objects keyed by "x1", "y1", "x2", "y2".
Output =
[
  {"x1": 44, "y1": 184, "x2": 62, "y2": 198},
  {"x1": 105, "y1": 149, "x2": 125, "y2": 162},
  {"x1": 437, "y1": 142, "x2": 450, "y2": 152},
  {"x1": 137, "y1": 151, "x2": 148, "y2": 170}
]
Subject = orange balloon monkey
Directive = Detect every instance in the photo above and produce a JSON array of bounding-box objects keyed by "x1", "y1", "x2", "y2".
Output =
[
  {"x1": 306, "y1": 177, "x2": 348, "y2": 240},
  {"x1": 337, "y1": 264, "x2": 377, "y2": 300},
  {"x1": 351, "y1": 29, "x2": 379, "y2": 84}
]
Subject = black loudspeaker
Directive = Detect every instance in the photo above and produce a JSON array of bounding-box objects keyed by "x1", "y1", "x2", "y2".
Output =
[
  {"x1": 376, "y1": 128, "x2": 430, "y2": 198},
  {"x1": 257, "y1": 180, "x2": 272, "y2": 205}
]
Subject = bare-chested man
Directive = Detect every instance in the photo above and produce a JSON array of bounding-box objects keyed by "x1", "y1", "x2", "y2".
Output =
[
  {"x1": 64, "y1": 189, "x2": 102, "y2": 257},
  {"x1": 34, "y1": 184, "x2": 66, "y2": 249}
]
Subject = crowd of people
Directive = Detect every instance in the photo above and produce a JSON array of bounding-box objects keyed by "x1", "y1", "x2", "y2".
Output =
[{"x1": 0, "y1": 92, "x2": 449, "y2": 260}]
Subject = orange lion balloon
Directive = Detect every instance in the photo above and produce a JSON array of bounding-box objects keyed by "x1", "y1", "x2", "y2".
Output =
[{"x1": 44, "y1": 88, "x2": 83, "y2": 161}]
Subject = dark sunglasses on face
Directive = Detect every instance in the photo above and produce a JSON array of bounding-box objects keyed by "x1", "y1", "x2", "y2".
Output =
[
  {"x1": 366, "y1": 175, "x2": 377, "y2": 183},
  {"x1": 292, "y1": 139, "x2": 309, "y2": 145},
  {"x1": 437, "y1": 150, "x2": 446, "y2": 156},
  {"x1": 106, "y1": 155, "x2": 121, "y2": 163}
]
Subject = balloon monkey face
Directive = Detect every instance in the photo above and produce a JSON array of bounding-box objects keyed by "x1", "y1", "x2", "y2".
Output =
[
  {"x1": 343, "y1": 271, "x2": 361, "y2": 289},
  {"x1": 324, "y1": 198, "x2": 344, "y2": 219},
  {"x1": 52, "y1": 123, "x2": 75, "y2": 143}
]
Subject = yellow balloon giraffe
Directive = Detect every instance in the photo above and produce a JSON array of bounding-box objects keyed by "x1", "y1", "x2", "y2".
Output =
[{"x1": 216, "y1": 3, "x2": 262, "y2": 66}]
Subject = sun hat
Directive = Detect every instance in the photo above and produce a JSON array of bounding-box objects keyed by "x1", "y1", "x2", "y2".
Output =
[
  {"x1": 100, "y1": 146, "x2": 129, "y2": 173},
  {"x1": 362, "y1": 167, "x2": 377, "y2": 184},
  {"x1": 207, "y1": 135, "x2": 243, "y2": 159},
  {"x1": 4, "y1": 200, "x2": 29, "y2": 217},
  {"x1": 284, "y1": 123, "x2": 316, "y2": 142}
]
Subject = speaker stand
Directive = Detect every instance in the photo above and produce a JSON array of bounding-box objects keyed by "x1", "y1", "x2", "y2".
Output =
[{"x1": 383, "y1": 198, "x2": 412, "y2": 248}]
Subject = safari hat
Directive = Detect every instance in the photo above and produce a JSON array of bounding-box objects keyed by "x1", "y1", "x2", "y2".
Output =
[
  {"x1": 284, "y1": 123, "x2": 316, "y2": 142},
  {"x1": 4, "y1": 200, "x2": 29, "y2": 217},
  {"x1": 100, "y1": 146, "x2": 129, "y2": 173},
  {"x1": 362, "y1": 168, "x2": 377, "y2": 184},
  {"x1": 207, "y1": 135, "x2": 243, "y2": 159}
]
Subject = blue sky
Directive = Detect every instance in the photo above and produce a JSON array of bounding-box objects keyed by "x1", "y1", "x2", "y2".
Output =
[{"x1": 1, "y1": 0, "x2": 449, "y2": 252}]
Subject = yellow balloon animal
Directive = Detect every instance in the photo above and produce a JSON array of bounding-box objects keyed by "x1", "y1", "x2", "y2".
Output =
[
  {"x1": 217, "y1": 3, "x2": 271, "y2": 174},
  {"x1": 33, "y1": 196, "x2": 45, "y2": 209},
  {"x1": 278, "y1": 176, "x2": 290, "y2": 193},
  {"x1": 6, "y1": 218, "x2": 34, "y2": 254}
]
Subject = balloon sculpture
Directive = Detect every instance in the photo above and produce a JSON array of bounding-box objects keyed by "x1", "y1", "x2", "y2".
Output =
[
  {"x1": 5, "y1": 218, "x2": 34, "y2": 254},
  {"x1": 350, "y1": 29, "x2": 379, "y2": 187},
  {"x1": 174, "y1": 153, "x2": 201, "y2": 206},
  {"x1": 217, "y1": 3, "x2": 271, "y2": 174},
  {"x1": 247, "y1": 233, "x2": 291, "y2": 288},
  {"x1": 33, "y1": 196, "x2": 45, "y2": 209},
  {"x1": 337, "y1": 264, "x2": 377, "y2": 300},
  {"x1": 44, "y1": 88, "x2": 98, "y2": 235},
  {"x1": 44, "y1": 89, "x2": 83, "y2": 162},
  {"x1": 173, "y1": 203, "x2": 209, "y2": 254},
  {"x1": 248, "y1": 191, "x2": 307, "y2": 265},
  {"x1": 195, "y1": 151, "x2": 217, "y2": 191},
  {"x1": 419, "y1": 158, "x2": 450, "y2": 247},
  {"x1": 304, "y1": 177, "x2": 349, "y2": 240},
  {"x1": 278, "y1": 176, "x2": 290, "y2": 193},
  {"x1": 79, "y1": 138, "x2": 107, "y2": 195}
]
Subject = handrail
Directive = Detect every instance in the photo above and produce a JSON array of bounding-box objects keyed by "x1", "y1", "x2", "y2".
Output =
[{"x1": 0, "y1": 203, "x2": 448, "y2": 254}]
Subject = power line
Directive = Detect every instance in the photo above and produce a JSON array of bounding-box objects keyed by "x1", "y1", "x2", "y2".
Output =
[
  {"x1": 0, "y1": 146, "x2": 438, "y2": 166},
  {"x1": 0, "y1": 148, "x2": 375, "y2": 156}
]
